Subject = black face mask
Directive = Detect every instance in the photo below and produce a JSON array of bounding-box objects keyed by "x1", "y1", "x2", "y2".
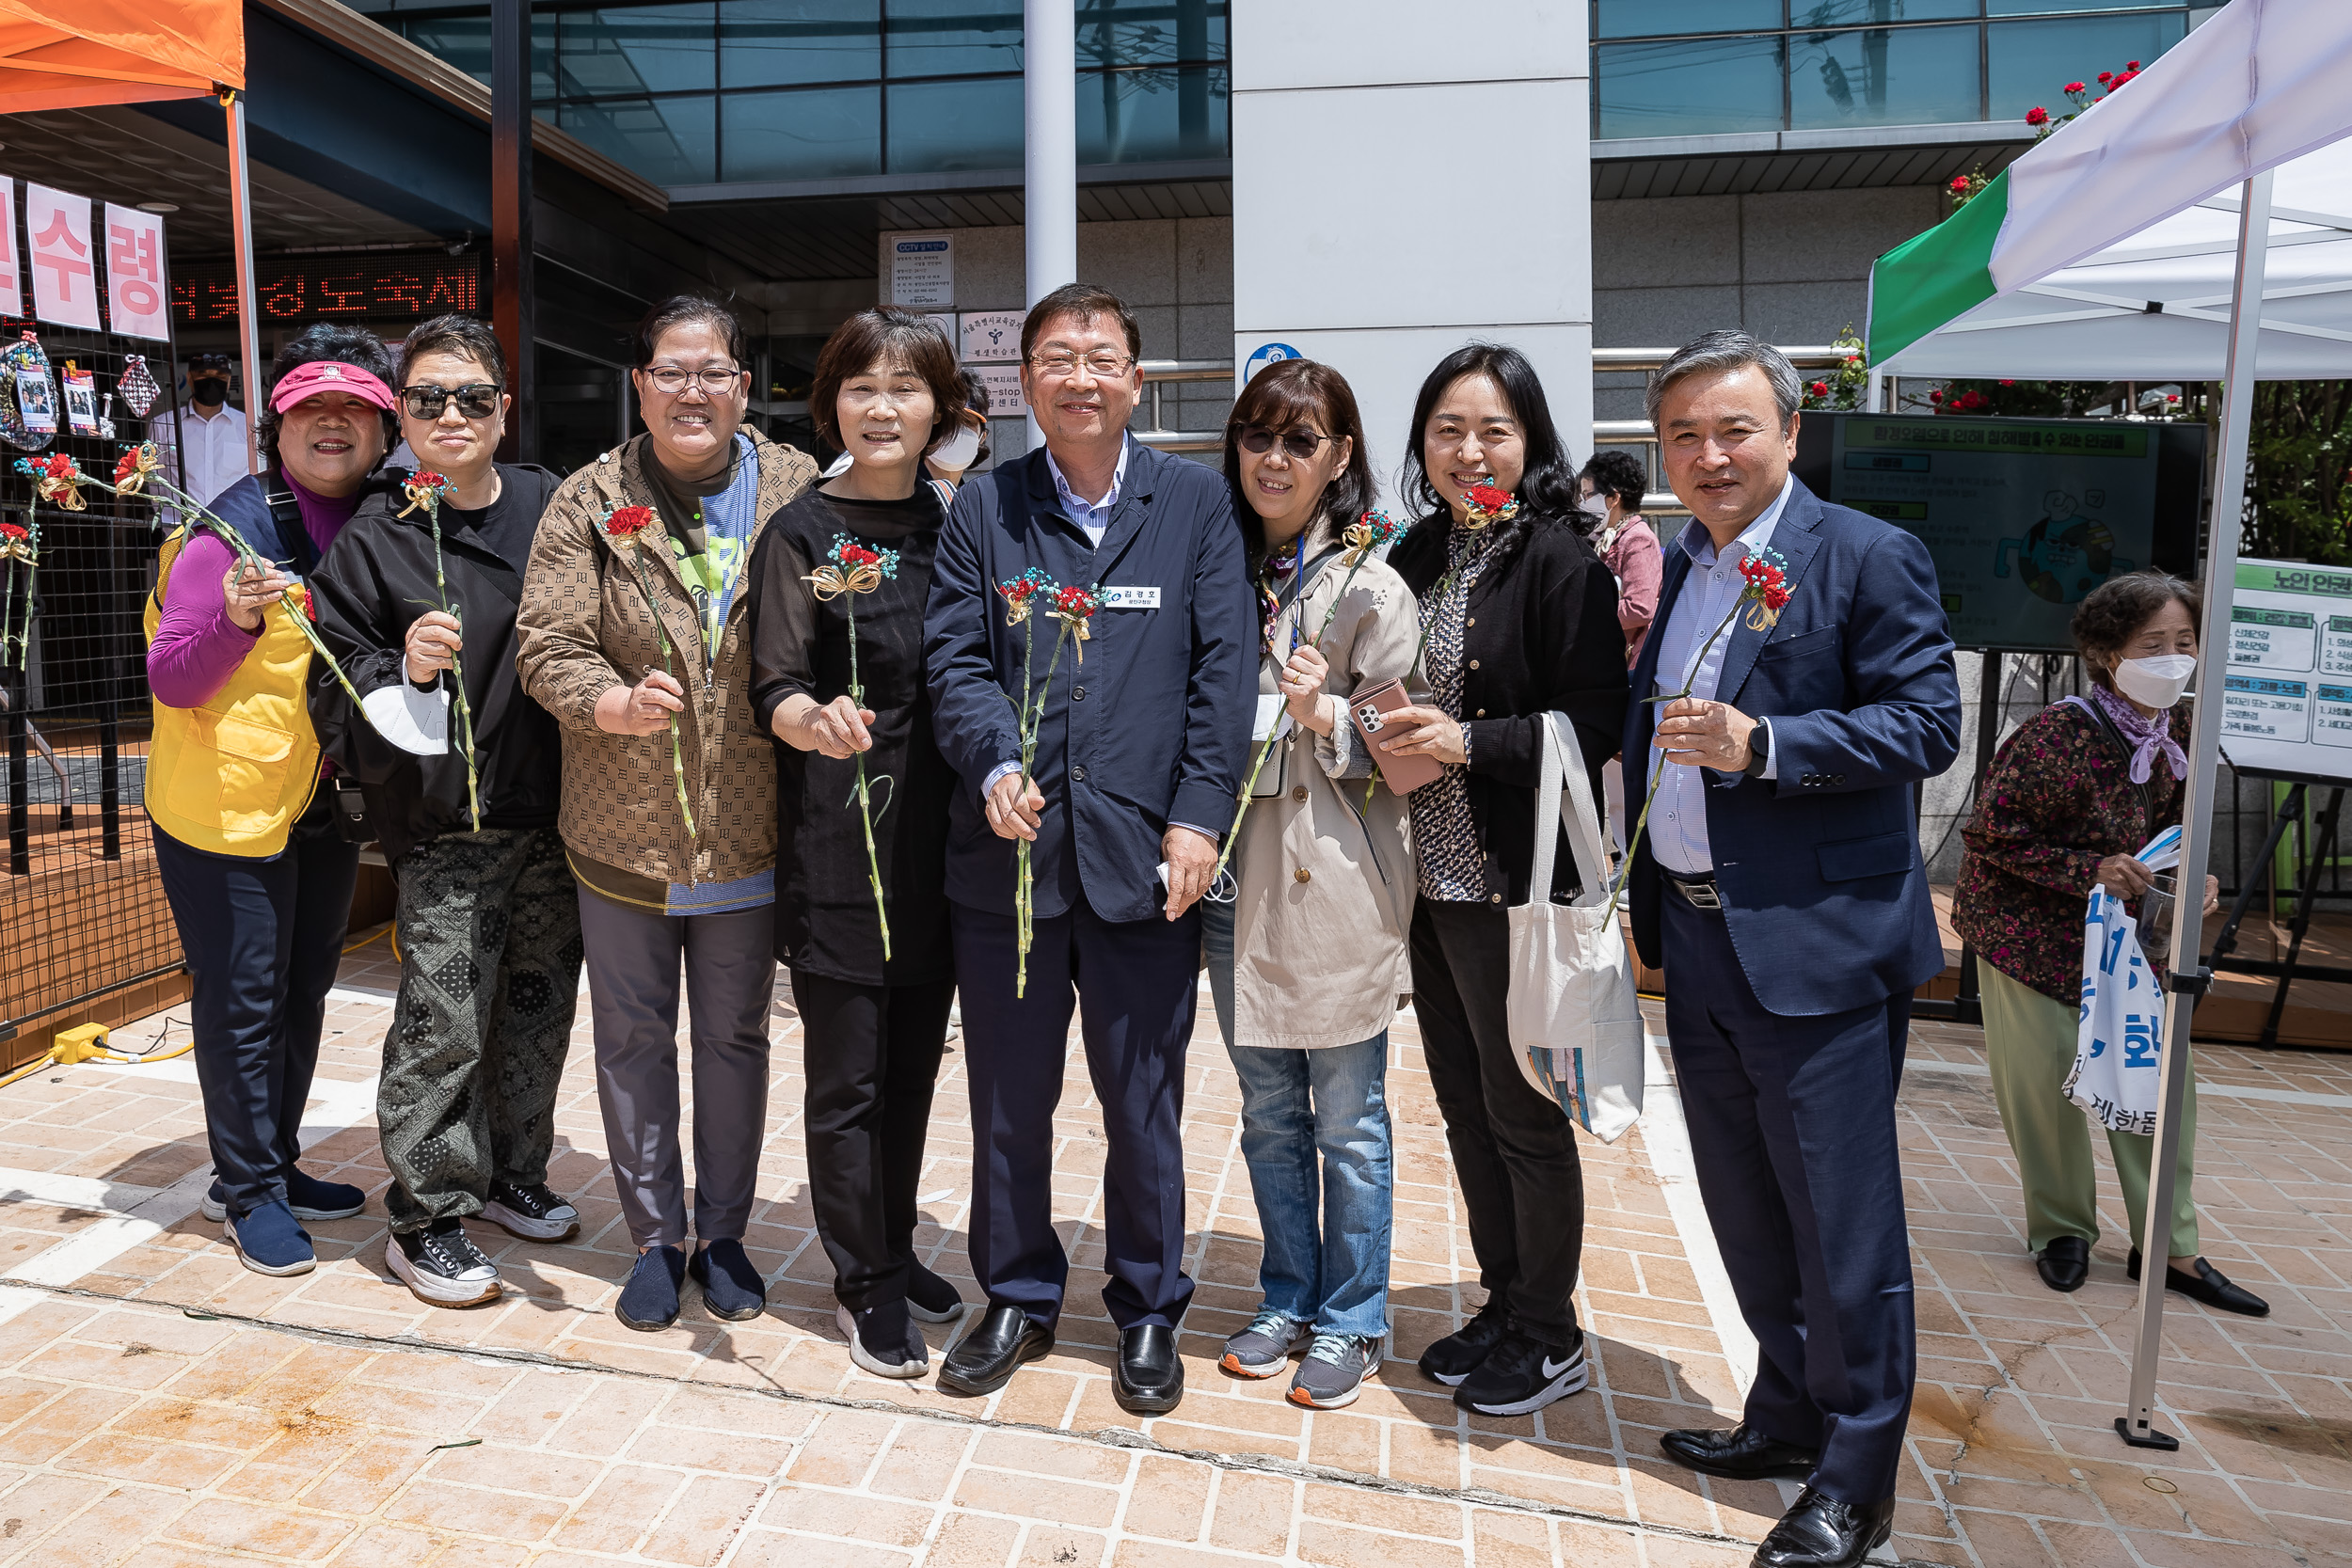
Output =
[{"x1": 190, "y1": 377, "x2": 228, "y2": 408}]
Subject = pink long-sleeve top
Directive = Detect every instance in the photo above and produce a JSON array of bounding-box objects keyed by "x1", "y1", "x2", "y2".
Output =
[
  {"x1": 147, "y1": 475, "x2": 361, "y2": 709},
  {"x1": 1601, "y1": 515, "x2": 1663, "y2": 666}
]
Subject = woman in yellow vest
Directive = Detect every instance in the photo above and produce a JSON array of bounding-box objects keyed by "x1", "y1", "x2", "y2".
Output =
[{"x1": 146, "y1": 325, "x2": 398, "y2": 1278}]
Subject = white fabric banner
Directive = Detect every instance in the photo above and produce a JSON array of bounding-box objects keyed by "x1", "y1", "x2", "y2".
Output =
[
  {"x1": 0, "y1": 183, "x2": 21, "y2": 319},
  {"x1": 24, "y1": 183, "x2": 98, "y2": 330},
  {"x1": 102, "y1": 204, "x2": 168, "y2": 341}
]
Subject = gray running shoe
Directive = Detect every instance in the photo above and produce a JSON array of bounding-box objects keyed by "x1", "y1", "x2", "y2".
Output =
[
  {"x1": 1218, "y1": 1309, "x2": 1312, "y2": 1378},
  {"x1": 1288, "y1": 1332, "x2": 1383, "y2": 1409}
]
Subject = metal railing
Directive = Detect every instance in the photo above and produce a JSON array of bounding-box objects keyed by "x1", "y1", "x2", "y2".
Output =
[
  {"x1": 1591, "y1": 344, "x2": 1854, "y2": 513},
  {"x1": 1131, "y1": 359, "x2": 1232, "y2": 452}
]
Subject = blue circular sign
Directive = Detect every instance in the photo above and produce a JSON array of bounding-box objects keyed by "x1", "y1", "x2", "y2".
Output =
[{"x1": 1244, "y1": 341, "x2": 1302, "y2": 382}]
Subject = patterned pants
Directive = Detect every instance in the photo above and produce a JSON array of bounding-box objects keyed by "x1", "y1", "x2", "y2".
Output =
[{"x1": 377, "y1": 827, "x2": 584, "y2": 1232}]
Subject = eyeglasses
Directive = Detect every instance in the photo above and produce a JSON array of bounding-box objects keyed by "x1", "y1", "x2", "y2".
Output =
[
  {"x1": 1027, "y1": 352, "x2": 1135, "y2": 379},
  {"x1": 401, "y1": 382, "x2": 501, "y2": 420},
  {"x1": 643, "y1": 365, "x2": 744, "y2": 395},
  {"x1": 1233, "y1": 424, "x2": 1340, "y2": 461}
]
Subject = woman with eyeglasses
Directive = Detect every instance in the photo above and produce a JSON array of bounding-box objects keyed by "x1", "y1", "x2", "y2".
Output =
[
  {"x1": 746, "y1": 308, "x2": 983, "y2": 1379},
  {"x1": 310, "y1": 314, "x2": 580, "y2": 1308},
  {"x1": 517, "y1": 295, "x2": 818, "y2": 1332},
  {"x1": 1375, "y1": 343, "x2": 1628, "y2": 1418},
  {"x1": 1204, "y1": 358, "x2": 1420, "y2": 1411}
]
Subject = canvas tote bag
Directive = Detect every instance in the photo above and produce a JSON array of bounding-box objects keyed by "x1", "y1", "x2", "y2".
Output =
[{"x1": 1506, "y1": 712, "x2": 1645, "y2": 1143}]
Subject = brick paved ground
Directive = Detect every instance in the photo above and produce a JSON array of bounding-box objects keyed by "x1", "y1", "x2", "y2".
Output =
[{"x1": 0, "y1": 923, "x2": 2344, "y2": 1566}]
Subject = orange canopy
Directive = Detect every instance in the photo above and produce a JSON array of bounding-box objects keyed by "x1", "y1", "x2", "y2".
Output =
[{"x1": 0, "y1": 0, "x2": 243, "y2": 113}]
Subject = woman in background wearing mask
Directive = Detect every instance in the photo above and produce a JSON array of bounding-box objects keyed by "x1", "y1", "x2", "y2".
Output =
[{"x1": 1954, "y1": 572, "x2": 2267, "y2": 1315}]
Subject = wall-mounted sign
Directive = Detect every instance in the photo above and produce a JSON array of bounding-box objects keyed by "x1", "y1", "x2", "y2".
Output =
[
  {"x1": 888, "y1": 232, "x2": 955, "y2": 309},
  {"x1": 24, "y1": 183, "x2": 98, "y2": 330},
  {"x1": 961, "y1": 309, "x2": 1023, "y2": 363},
  {"x1": 1243, "y1": 341, "x2": 1302, "y2": 382},
  {"x1": 102, "y1": 204, "x2": 168, "y2": 341},
  {"x1": 171, "y1": 255, "x2": 482, "y2": 326},
  {"x1": 975, "y1": 364, "x2": 1025, "y2": 420},
  {"x1": 2220, "y1": 557, "x2": 2352, "y2": 785}
]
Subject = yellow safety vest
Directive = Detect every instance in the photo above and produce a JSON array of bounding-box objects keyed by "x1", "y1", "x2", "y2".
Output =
[{"x1": 142, "y1": 526, "x2": 322, "y2": 857}]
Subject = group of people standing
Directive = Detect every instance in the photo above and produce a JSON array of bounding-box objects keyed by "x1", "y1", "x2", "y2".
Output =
[{"x1": 140, "y1": 280, "x2": 2249, "y2": 1568}]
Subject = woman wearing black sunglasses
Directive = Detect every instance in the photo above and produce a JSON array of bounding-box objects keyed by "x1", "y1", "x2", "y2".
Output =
[{"x1": 310, "y1": 312, "x2": 584, "y2": 1309}]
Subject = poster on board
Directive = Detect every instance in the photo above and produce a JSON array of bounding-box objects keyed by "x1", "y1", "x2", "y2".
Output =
[
  {"x1": 24, "y1": 183, "x2": 99, "y2": 330},
  {"x1": 2218, "y1": 558, "x2": 2352, "y2": 785},
  {"x1": 103, "y1": 203, "x2": 169, "y2": 341}
]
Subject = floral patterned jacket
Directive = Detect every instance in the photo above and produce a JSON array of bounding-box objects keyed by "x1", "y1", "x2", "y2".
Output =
[{"x1": 1953, "y1": 698, "x2": 2192, "y2": 1004}]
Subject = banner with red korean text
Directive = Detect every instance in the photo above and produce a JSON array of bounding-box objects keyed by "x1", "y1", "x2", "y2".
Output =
[
  {"x1": 102, "y1": 202, "x2": 167, "y2": 340},
  {"x1": 0, "y1": 183, "x2": 20, "y2": 317},
  {"x1": 24, "y1": 183, "x2": 98, "y2": 330}
]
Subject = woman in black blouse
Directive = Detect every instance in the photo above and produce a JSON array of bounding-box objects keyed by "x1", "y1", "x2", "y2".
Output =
[
  {"x1": 1374, "y1": 344, "x2": 1628, "y2": 1418},
  {"x1": 747, "y1": 309, "x2": 979, "y2": 1380}
]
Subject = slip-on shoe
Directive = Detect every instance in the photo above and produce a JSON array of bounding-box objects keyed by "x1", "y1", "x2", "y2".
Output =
[
  {"x1": 1753, "y1": 1489, "x2": 1894, "y2": 1568},
  {"x1": 2037, "y1": 1235, "x2": 2090, "y2": 1292},
  {"x1": 937, "y1": 1304, "x2": 1053, "y2": 1396},
  {"x1": 1113, "y1": 1324, "x2": 1184, "y2": 1415},
  {"x1": 1659, "y1": 1422, "x2": 1818, "y2": 1481},
  {"x1": 2128, "y1": 1250, "x2": 2270, "y2": 1316}
]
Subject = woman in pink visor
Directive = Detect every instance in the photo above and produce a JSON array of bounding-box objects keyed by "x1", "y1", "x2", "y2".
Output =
[{"x1": 145, "y1": 324, "x2": 400, "y2": 1278}]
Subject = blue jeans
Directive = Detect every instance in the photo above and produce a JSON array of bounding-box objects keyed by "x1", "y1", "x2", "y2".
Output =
[{"x1": 1202, "y1": 897, "x2": 1395, "y2": 1339}]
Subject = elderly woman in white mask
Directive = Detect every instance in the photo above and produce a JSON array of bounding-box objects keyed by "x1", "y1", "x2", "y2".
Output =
[{"x1": 1954, "y1": 572, "x2": 2266, "y2": 1316}]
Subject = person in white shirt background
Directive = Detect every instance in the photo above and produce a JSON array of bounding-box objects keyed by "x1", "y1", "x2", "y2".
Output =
[{"x1": 151, "y1": 353, "x2": 254, "y2": 519}]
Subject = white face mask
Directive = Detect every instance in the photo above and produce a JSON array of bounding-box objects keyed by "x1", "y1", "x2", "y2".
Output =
[
  {"x1": 929, "y1": 420, "x2": 981, "y2": 472},
  {"x1": 2113, "y1": 652, "x2": 2197, "y2": 709}
]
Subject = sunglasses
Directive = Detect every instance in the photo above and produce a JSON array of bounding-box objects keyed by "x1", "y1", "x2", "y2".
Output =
[
  {"x1": 401, "y1": 383, "x2": 501, "y2": 420},
  {"x1": 1232, "y1": 424, "x2": 1340, "y2": 461}
]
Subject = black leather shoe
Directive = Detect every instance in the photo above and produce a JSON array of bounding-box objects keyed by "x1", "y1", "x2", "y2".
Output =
[
  {"x1": 1113, "y1": 1324, "x2": 1184, "y2": 1415},
  {"x1": 1753, "y1": 1488, "x2": 1894, "y2": 1568},
  {"x1": 936, "y1": 1304, "x2": 1053, "y2": 1396},
  {"x1": 2128, "y1": 1250, "x2": 2271, "y2": 1316},
  {"x1": 2037, "y1": 1235, "x2": 2090, "y2": 1292},
  {"x1": 1659, "y1": 1422, "x2": 1818, "y2": 1481}
]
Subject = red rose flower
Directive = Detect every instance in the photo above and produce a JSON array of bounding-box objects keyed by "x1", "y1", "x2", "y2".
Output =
[
  {"x1": 2000, "y1": 379, "x2": 2015, "y2": 387},
  {"x1": 604, "y1": 504, "x2": 656, "y2": 537},
  {"x1": 1809, "y1": 380, "x2": 1829, "y2": 397},
  {"x1": 2026, "y1": 106, "x2": 2049, "y2": 127},
  {"x1": 1949, "y1": 176, "x2": 1970, "y2": 194},
  {"x1": 1930, "y1": 388, "x2": 1946, "y2": 404}
]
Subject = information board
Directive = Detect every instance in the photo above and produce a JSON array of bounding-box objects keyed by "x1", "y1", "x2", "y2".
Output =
[
  {"x1": 2218, "y1": 557, "x2": 2352, "y2": 784},
  {"x1": 1793, "y1": 413, "x2": 2203, "y2": 652}
]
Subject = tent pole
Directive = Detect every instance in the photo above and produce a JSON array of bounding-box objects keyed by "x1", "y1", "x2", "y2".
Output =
[
  {"x1": 2115, "y1": 167, "x2": 2271, "y2": 1453},
  {"x1": 220, "y1": 87, "x2": 265, "y2": 481}
]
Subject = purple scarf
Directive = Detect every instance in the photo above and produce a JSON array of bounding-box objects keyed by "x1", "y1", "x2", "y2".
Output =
[{"x1": 2091, "y1": 683, "x2": 2186, "y2": 784}]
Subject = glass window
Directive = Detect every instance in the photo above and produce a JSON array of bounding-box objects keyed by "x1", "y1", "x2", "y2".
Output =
[
  {"x1": 885, "y1": 74, "x2": 1024, "y2": 169},
  {"x1": 559, "y1": 5, "x2": 717, "y2": 99},
  {"x1": 401, "y1": 15, "x2": 558, "y2": 98},
  {"x1": 1074, "y1": 1, "x2": 1227, "y2": 68},
  {"x1": 560, "y1": 93, "x2": 718, "y2": 184},
  {"x1": 1077, "y1": 63, "x2": 1228, "y2": 163},
  {"x1": 884, "y1": 0, "x2": 1023, "y2": 77},
  {"x1": 1595, "y1": 36, "x2": 1785, "y2": 138},
  {"x1": 1988, "y1": 12, "x2": 2185, "y2": 118},
  {"x1": 1791, "y1": 0, "x2": 1979, "y2": 21},
  {"x1": 1594, "y1": 0, "x2": 1783, "y2": 40},
  {"x1": 723, "y1": 84, "x2": 882, "y2": 179},
  {"x1": 1990, "y1": 0, "x2": 2180, "y2": 12},
  {"x1": 720, "y1": 1, "x2": 879, "y2": 87},
  {"x1": 1789, "y1": 22, "x2": 1981, "y2": 127}
]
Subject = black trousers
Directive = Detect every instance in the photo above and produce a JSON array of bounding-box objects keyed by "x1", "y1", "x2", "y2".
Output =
[
  {"x1": 151, "y1": 796, "x2": 359, "y2": 1219},
  {"x1": 1407, "y1": 900, "x2": 1588, "y2": 1344},
  {"x1": 791, "y1": 970, "x2": 955, "y2": 1311},
  {"x1": 951, "y1": 898, "x2": 1198, "y2": 1332}
]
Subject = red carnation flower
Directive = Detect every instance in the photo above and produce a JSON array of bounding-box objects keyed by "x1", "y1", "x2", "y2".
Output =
[
  {"x1": 1764, "y1": 585, "x2": 1791, "y2": 612},
  {"x1": 0, "y1": 521, "x2": 24, "y2": 542},
  {"x1": 2097, "y1": 71, "x2": 2113, "y2": 84},
  {"x1": 113, "y1": 451, "x2": 140, "y2": 483},
  {"x1": 1466, "y1": 483, "x2": 1514, "y2": 513},
  {"x1": 2127, "y1": 60, "x2": 2140, "y2": 71},
  {"x1": 410, "y1": 470, "x2": 448, "y2": 490},
  {"x1": 2065, "y1": 82, "x2": 2086, "y2": 94},
  {"x1": 604, "y1": 504, "x2": 656, "y2": 537},
  {"x1": 41, "y1": 454, "x2": 73, "y2": 478},
  {"x1": 840, "y1": 543, "x2": 879, "y2": 568},
  {"x1": 2026, "y1": 106, "x2": 2049, "y2": 127}
]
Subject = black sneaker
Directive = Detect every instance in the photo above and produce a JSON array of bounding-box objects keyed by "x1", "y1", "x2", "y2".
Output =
[
  {"x1": 1418, "y1": 1296, "x2": 1513, "y2": 1387},
  {"x1": 482, "y1": 1181, "x2": 580, "y2": 1243},
  {"x1": 837, "y1": 1299, "x2": 926, "y2": 1380},
  {"x1": 1454, "y1": 1326, "x2": 1589, "y2": 1417},
  {"x1": 906, "y1": 1260, "x2": 965, "y2": 1324},
  {"x1": 386, "y1": 1220, "x2": 501, "y2": 1307}
]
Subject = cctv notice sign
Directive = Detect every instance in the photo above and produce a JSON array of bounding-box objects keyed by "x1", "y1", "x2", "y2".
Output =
[
  {"x1": 2219, "y1": 558, "x2": 2352, "y2": 785},
  {"x1": 887, "y1": 232, "x2": 955, "y2": 309}
]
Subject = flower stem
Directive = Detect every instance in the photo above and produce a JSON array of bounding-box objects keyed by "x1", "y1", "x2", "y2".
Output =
[
  {"x1": 423, "y1": 499, "x2": 483, "y2": 831},
  {"x1": 847, "y1": 598, "x2": 891, "y2": 961},
  {"x1": 617, "y1": 550, "x2": 696, "y2": 838},
  {"x1": 1611, "y1": 593, "x2": 1755, "y2": 898},
  {"x1": 1011, "y1": 620, "x2": 1073, "y2": 1000}
]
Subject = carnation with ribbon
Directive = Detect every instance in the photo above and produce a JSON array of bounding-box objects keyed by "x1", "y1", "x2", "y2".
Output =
[
  {"x1": 595, "y1": 500, "x2": 696, "y2": 836},
  {"x1": 1610, "y1": 545, "x2": 1792, "y2": 900},
  {"x1": 17, "y1": 453, "x2": 87, "y2": 512},
  {"x1": 1458, "y1": 483, "x2": 1519, "y2": 531},
  {"x1": 398, "y1": 470, "x2": 482, "y2": 829},
  {"x1": 805, "y1": 532, "x2": 903, "y2": 958},
  {"x1": 0, "y1": 517, "x2": 36, "y2": 669}
]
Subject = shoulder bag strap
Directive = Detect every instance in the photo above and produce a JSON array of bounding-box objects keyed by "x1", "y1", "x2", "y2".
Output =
[
  {"x1": 1523, "y1": 712, "x2": 1565, "y2": 910},
  {"x1": 2058, "y1": 693, "x2": 2153, "y2": 836},
  {"x1": 1549, "y1": 713, "x2": 1616, "y2": 910}
]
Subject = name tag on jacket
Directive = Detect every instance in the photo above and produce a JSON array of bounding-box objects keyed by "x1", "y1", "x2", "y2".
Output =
[{"x1": 1101, "y1": 585, "x2": 1160, "y2": 610}]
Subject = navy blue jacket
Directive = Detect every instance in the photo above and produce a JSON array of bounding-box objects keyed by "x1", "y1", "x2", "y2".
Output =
[
  {"x1": 1623, "y1": 478, "x2": 1962, "y2": 1016},
  {"x1": 923, "y1": 440, "x2": 1256, "y2": 925}
]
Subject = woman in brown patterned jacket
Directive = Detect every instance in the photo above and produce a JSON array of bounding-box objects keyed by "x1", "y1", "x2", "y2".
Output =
[{"x1": 516, "y1": 296, "x2": 818, "y2": 1333}]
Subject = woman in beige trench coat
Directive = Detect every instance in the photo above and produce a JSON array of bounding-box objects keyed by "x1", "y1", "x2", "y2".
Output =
[{"x1": 1204, "y1": 359, "x2": 1422, "y2": 1413}]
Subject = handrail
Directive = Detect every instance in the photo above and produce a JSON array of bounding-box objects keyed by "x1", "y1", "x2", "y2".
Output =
[{"x1": 1595, "y1": 344, "x2": 1852, "y2": 372}]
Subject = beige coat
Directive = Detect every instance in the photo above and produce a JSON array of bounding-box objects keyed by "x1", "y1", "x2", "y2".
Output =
[
  {"x1": 1226, "y1": 552, "x2": 1424, "y2": 1050},
  {"x1": 515, "y1": 429, "x2": 818, "y2": 887}
]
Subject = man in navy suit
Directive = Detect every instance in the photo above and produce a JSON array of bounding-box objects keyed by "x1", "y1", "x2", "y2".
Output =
[
  {"x1": 923, "y1": 283, "x2": 1254, "y2": 1414},
  {"x1": 1626, "y1": 332, "x2": 1960, "y2": 1568}
]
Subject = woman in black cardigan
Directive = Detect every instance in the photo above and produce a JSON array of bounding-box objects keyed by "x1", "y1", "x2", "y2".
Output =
[{"x1": 1373, "y1": 343, "x2": 1628, "y2": 1418}]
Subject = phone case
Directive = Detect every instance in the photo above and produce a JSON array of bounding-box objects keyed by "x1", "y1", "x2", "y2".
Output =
[{"x1": 1348, "y1": 677, "x2": 1442, "y2": 795}]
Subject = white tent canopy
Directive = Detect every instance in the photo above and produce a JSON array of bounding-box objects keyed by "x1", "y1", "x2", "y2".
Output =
[{"x1": 1879, "y1": 144, "x2": 2352, "y2": 381}]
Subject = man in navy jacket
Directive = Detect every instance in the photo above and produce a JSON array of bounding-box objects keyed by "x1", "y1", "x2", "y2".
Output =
[
  {"x1": 923, "y1": 284, "x2": 1254, "y2": 1415},
  {"x1": 1625, "y1": 333, "x2": 1960, "y2": 1568}
]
